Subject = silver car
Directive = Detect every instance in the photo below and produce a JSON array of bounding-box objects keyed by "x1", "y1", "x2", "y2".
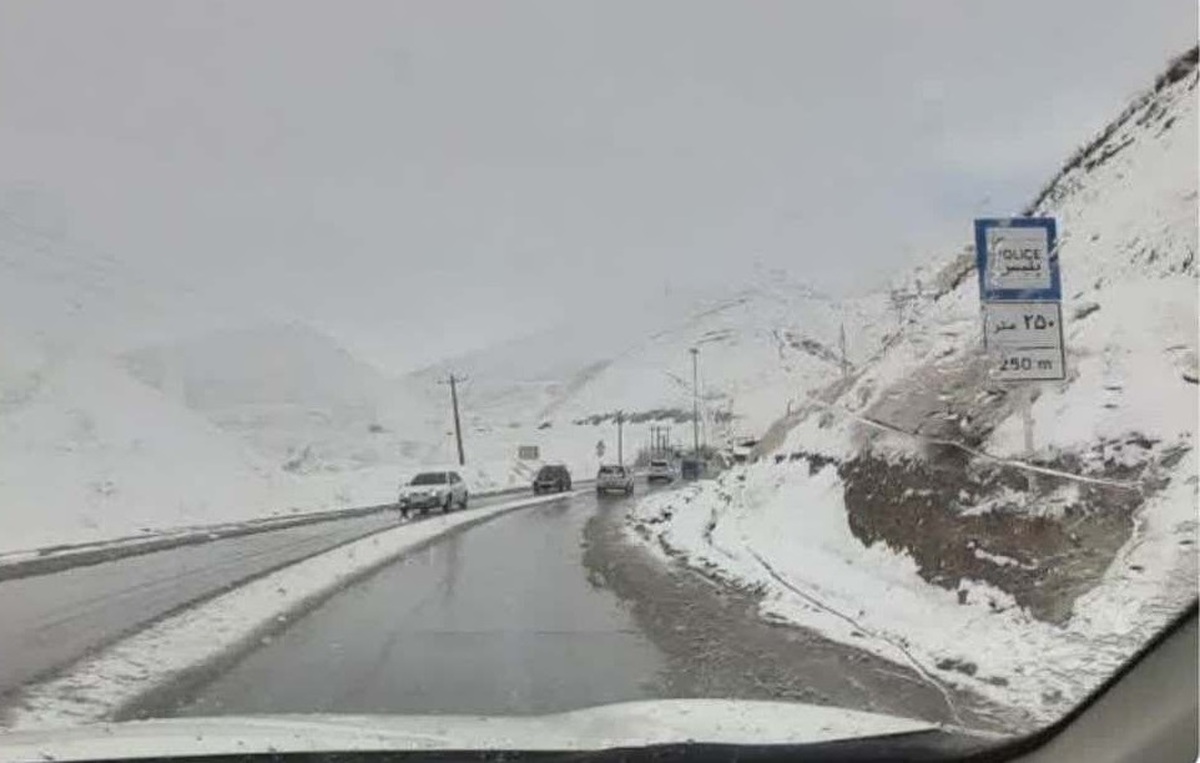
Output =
[
  {"x1": 398, "y1": 470, "x2": 469, "y2": 517},
  {"x1": 646, "y1": 459, "x2": 677, "y2": 483},
  {"x1": 596, "y1": 464, "x2": 634, "y2": 496}
]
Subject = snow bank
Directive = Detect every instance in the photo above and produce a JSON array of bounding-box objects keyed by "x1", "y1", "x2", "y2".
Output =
[{"x1": 628, "y1": 450, "x2": 1196, "y2": 728}]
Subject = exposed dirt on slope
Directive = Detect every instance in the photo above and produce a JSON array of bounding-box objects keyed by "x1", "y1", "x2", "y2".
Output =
[{"x1": 827, "y1": 438, "x2": 1182, "y2": 624}]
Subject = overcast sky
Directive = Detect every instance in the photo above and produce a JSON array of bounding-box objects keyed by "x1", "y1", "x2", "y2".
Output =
[{"x1": 0, "y1": 1, "x2": 1194, "y2": 373}]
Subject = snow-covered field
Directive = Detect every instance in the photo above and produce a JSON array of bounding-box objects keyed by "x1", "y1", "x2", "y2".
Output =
[{"x1": 626, "y1": 50, "x2": 1198, "y2": 731}]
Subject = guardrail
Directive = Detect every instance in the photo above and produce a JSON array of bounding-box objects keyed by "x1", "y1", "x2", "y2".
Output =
[{"x1": 0, "y1": 479, "x2": 596, "y2": 582}]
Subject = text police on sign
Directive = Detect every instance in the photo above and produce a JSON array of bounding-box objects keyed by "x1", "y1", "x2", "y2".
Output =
[
  {"x1": 975, "y1": 218, "x2": 1065, "y2": 381},
  {"x1": 975, "y1": 217, "x2": 1061, "y2": 301}
]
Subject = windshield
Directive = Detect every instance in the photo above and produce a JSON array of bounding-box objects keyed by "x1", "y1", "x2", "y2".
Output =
[{"x1": 0, "y1": 2, "x2": 1195, "y2": 759}]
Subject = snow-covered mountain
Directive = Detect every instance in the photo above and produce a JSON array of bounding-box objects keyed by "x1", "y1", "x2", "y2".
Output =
[
  {"x1": 0, "y1": 196, "x2": 303, "y2": 552},
  {"x1": 626, "y1": 47, "x2": 1198, "y2": 731},
  {"x1": 0, "y1": 219, "x2": 895, "y2": 552},
  {"x1": 404, "y1": 273, "x2": 895, "y2": 465},
  {"x1": 122, "y1": 324, "x2": 439, "y2": 473}
]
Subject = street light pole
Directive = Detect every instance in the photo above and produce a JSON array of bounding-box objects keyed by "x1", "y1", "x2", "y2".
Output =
[{"x1": 689, "y1": 347, "x2": 700, "y2": 457}]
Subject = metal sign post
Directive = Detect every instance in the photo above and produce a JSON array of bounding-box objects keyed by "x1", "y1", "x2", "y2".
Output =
[
  {"x1": 1020, "y1": 384, "x2": 1038, "y2": 495},
  {"x1": 975, "y1": 217, "x2": 1064, "y2": 496}
]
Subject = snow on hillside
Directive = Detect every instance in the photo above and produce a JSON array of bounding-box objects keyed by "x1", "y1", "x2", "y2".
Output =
[
  {"x1": 626, "y1": 48, "x2": 1198, "y2": 731},
  {"x1": 0, "y1": 218, "x2": 895, "y2": 553},
  {"x1": 123, "y1": 324, "x2": 439, "y2": 473},
  {"x1": 0, "y1": 201, "x2": 291, "y2": 552},
  {"x1": 548, "y1": 279, "x2": 889, "y2": 438},
  {"x1": 0, "y1": 203, "x2": 454, "y2": 552},
  {"x1": 403, "y1": 273, "x2": 894, "y2": 487},
  {"x1": 0, "y1": 341, "x2": 293, "y2": 551}
]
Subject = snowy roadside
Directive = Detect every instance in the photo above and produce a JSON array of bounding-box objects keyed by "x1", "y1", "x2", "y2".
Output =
[
  {"x1": 0, "y1": 490, "x2": 585, "y2": 732},
  {"x1": 621, "y1": 52, "x2": 1199, "y2": 733},
  {"x1": 625, "y1": 449, "x2": 1196, "y2": 731}
]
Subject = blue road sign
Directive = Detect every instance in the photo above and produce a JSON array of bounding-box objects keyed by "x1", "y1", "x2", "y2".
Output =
[{"x1": 975, "y1": 217, "x2": 1060, "y2": 302}]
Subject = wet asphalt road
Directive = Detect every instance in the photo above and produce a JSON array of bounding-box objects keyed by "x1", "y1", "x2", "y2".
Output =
[
  {"x1": 173, "y1": 490, "x2": 664, "y2": 717},
  {"x1": 164, "y1": 484, "x2": 1021, "y2": 733},
  {"x1": 0, "y1": 494, "x2": 518, "y2": 700}
]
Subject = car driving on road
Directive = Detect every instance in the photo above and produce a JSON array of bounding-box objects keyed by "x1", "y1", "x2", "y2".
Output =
[
  {"x1": 532, "y1": 464, "x2": 572, "y2": 494},
  {"x1": 596, "y1": 464, "x2": 634, "y2": 496},
  {"x1": 398, "y1": 471, "x2": 468, "y2": 517},
  {"x1": 646, "y1": 458, "x2": 677, "y2": 483}
]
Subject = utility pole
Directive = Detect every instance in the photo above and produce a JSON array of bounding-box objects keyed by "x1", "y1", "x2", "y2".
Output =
[
  {"x1": 443, "y1": 373, "x2": 466, "y2": 466},
  {"x1": 689, "y1": 348, "x2": 700, "y2": 457},
  {"x1": 616, "y1": 410, "x2": 624, "y2": 467}
]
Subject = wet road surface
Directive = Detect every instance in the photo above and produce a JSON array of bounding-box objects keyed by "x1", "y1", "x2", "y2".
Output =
[
  {"x1": 164, "y1": 484, "x2": 1021, "y2": 732},
  {"x1": 0, "y1": 494, "x2": 517, "y2": 700},
  {"x1": 173, "y1": 491, "x2": 664, "y2": 716}
]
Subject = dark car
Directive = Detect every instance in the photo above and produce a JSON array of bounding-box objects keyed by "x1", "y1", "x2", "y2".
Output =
[{"x1": 532, "y1": 464, "x2": 572, "y2": 494}]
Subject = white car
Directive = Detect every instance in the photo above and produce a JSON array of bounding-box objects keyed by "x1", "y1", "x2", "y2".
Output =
[
  {"x1": 596, "y1": 464, "x2": 634, "y2": 496},
  {"x1": 398, "y1": 471, "x2": 468, "y2": 517},
  {"x1": 646, "y1": 459, "x2": 677, "y2": 483}
]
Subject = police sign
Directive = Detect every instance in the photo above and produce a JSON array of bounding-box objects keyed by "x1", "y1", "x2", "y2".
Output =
[
  {"x1": 975, "y1": 217, "x2": 1061, "y2": 301},
  {"x1": 975, "y1": 217, "x2": 1065, "y2": 381}
]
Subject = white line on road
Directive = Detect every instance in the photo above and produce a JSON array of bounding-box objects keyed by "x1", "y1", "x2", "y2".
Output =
[{"x1": 1, "y1": 490, "x2": 585, "y2": 732}]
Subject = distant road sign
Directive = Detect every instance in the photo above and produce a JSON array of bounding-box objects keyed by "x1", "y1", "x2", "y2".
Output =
[
  {"x1": 517, "y1": 445, "x2": 539, "y2": 460},
  {"x1": 975, "y1": 218, "x2": 1060, "y2": 301},
  {"x1": 983, "y1": 301, "x2": 1066, "y2": 381}
]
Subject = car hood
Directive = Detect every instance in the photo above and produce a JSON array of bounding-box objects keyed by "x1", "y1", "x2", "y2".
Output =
[{"x1": 0, "y1": 700, "x2": 941, "y2": 760}]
